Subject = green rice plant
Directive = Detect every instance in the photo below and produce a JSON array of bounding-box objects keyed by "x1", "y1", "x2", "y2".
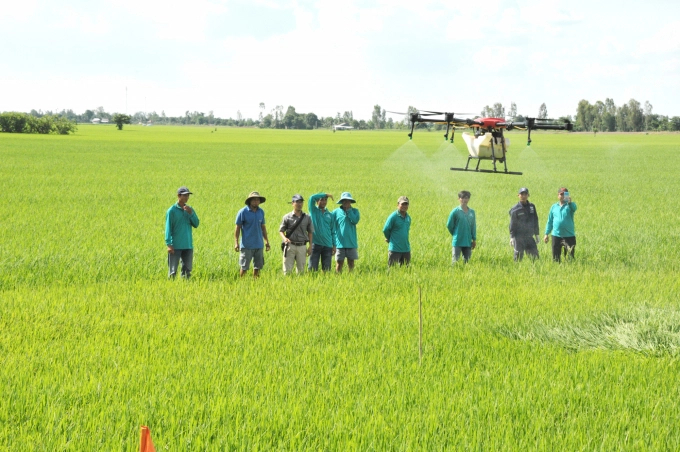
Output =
[{"x1": 1, "y1": 126, "x2": 680, "y2": 450}]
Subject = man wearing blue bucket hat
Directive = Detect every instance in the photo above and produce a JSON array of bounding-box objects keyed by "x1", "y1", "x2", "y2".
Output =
[{"x1": 332, "y1": 192, "x2": 360, "y2": 273}]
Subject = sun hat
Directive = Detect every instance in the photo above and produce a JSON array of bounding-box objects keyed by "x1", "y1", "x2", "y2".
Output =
[
  {"x1": 245, "y1": 191, "x2": 266, "y2": 205},
  {"x1": 518, "y1": 187, "x2": 529, "y2": 195},
  {"x1": 177, "y1": 186, "x2": 193, "y2": 195},
  {"x1": 337, "y1": 192, "x2": 356, "y2": 204}
]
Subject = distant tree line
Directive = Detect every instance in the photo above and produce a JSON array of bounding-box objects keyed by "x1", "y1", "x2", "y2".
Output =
[
  {"x1": 0, "y1": 111, "x2": 77, "y2": 134},
  {"x1": 476, "y1": 99, "x2": 680, "y2": 132},
  {"x1": 7, "y1": 99, "x2": 679, "y2": 133},
  {"x1": 574, "y1": 99, "x2": 680, "y2": 132}
]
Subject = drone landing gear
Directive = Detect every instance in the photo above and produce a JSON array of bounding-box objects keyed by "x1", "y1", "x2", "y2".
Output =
[
  {"x1": 451, "y1": 132, "x2": 522, "y2": 175},
  {"x1": 450, "y1": 165, "x2": 523, "y2": 176}
]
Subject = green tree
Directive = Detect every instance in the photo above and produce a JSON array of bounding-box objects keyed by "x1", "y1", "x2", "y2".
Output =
[
  {"x1": 538, "y1": 103, "x2": 548, "y2": 119},
  {"x1": 305, "y1": 112, "x2": 318, "y2": 129},
  {"x1": 492, "y1": 103, "x2": 505, "y2": 118},
  {"x1": 670, "y1": 116, "x2": 680, "y2": 131},
  {"x1": 112, "y1": 114, "x2": 131, "y2": 130},
  {"x1": 644, "y1": 101, "x2": 653, "y2": 131},
  {"x1": 616, "y1": 104, "x2": 630, "y2": 131},
  {"x1": 508, "y1": 102, "x2": 517, "y2": 119},
  {"x1": 371, "y1": 104, "x2": 383, "y2": 129},
  {"x1": 342, "y1": 111, "x2": 354, "y2": 125},
  {"x1": 575, "y1": 99, "x2": 592, "y2": 131},
  {"x1": 52, "y1": 116, "x2": 78, "y2": 135},
  {"x1": 283, "y1": 106, "x2": 297, "y2": 129},
  {"x1": 626, "y1": 99, "x2": 644, "y2": 132}
]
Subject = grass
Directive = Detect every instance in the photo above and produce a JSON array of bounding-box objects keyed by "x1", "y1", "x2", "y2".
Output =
[{"x1": 1, "y1": 125, "x2": 680, "y2": 450}]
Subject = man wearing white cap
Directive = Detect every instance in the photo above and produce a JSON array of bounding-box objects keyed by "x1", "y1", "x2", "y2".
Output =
[
  {"x1": 332, "y1": 192, "x2": 360, "y2": 273},
  {"x1": 383, "y1": 196, "x2": 412, "y2": 267}
]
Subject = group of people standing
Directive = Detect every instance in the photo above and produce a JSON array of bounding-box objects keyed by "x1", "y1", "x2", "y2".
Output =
[
  {"x1": 509, "y1": 186, "x2": 579, "y2": 262},
  {"x1": 164, "y1": 185, "x2": 577, "y2": 279}
]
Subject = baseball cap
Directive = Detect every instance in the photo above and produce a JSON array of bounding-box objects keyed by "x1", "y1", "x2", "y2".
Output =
[
  {"x1": 518, "y1": 187, "x2": 529, "y2": 195},
  {"x1": 398, "y1": 196, "x2": 409, "y2": 204},
  {"x1": 177, "y1": 186, "x2": 193, "y2": 195},
  {"x1": 290, "y1": 194, "x2": 304, "y2": 203}
]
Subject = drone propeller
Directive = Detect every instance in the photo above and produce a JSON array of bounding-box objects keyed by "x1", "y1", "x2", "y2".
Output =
[{"x1": 420, "y1": 110, "x2": 475, "y2": 116}]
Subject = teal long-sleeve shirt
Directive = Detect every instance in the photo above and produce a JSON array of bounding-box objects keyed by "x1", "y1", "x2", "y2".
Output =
[
  {"x1": 545, "y1": 202, "x2": 577, "y2": 237},
  {"x1": 447, "y1": 206, "x2": 476, "y2": 247},
  {"x1": 308, "y1": 193, "x2": 336, "y2": 247},
  {"x1": 383, "y1": 210, "x2": 411, "y2": 252},
  {"x1": 165, "y1": 203, "x2": 199, "y2": 249},
  {"x1": 333, "y1": 207, "x2": 360, "y2": 248}
]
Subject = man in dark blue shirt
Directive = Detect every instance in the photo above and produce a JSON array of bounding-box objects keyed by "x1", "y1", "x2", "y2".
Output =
[{"x1": 509, "y1": 187, "x2": 540, "y2": 261}]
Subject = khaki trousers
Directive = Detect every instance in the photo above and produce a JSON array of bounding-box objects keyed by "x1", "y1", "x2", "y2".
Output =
[{"x1": 283, "y1": 244, "x2": 307, "y2": 275}]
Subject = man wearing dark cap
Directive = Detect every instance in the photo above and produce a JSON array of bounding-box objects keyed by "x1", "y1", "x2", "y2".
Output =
[
  {"x1": 165, "y1": 186, "x2": 200, "y2": 278},
  {"x1": 543, "y1": 187, "x2": 578, "y2": 262},
  {"x1": 234, "y1": 191, "x2": 271, "y2": 277},
  {"x1": 279, "y1": 194, "x2": 314, "y2": 275},
  {"x1": 308, "y1": 192, "x2": 336, "y2": 272},
  {"x1": 383, "y1": 196, "x2": 412, "y2": 267},
  {"x1": 509, "y1": 187, "x2": 540, "y2": 261}
]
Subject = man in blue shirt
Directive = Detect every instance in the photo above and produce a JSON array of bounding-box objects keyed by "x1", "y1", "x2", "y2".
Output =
[
  {"x1": 234, "y1": 191, "x2": 271, "y2": 277},
  {"x1": 165, "y1": 186, "x2": 200, "y2": 279},
  {"x1": 383, "y1": 196, "x2": 411, "y2": 267},
  {"x1": 543, "y1": 187, "x2": 578, "y2": 262},
  {"x1": 308, "y1": 192, "x2": 336, "y2": 272}
]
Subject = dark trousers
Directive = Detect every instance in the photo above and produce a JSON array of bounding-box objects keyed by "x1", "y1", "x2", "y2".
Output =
[
  {"x1": 168, "y1": 249, "x2": 193, "y2": 278},
  {"x1": 308, "y1": 244, "x2": 333, "y2": 271},
  {"x1": 388, "y1": 251, "x2": 411, "y2": 267},
  {"x1": 551, "y1": 236, "x2": 576, "y2": 262},
  {"x1": 514, "y1": 236, "x2": 539, "y2": 261}
]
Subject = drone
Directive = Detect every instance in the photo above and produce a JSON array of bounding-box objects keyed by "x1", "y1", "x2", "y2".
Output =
[{"x1": 388, "y1": 110, "x2": 573, "y2": 175}]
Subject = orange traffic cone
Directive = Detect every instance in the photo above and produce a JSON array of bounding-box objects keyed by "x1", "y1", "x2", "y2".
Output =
[{"x1": 140, "y1": 426, "x2": 156, "y2": 452}]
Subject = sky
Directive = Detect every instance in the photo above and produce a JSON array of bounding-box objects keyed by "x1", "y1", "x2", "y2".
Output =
[{"x1": 2, "y1": 0, "x2": 679, "y2": 121}]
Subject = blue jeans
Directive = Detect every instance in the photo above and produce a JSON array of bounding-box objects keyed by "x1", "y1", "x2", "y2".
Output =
[
  {"x1": 168, "y1": 249, "x2": 193, "y2": 278},
  {"x1": 308, "y1": 244, "x2": 333, "y2": 271}
]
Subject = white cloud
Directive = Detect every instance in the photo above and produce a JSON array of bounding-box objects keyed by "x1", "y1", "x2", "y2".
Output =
[
  {"x1": 634, "y1": 20, "x2": 680, "y2": 56},
  {"x1": 2, "y1": 0, "x2": 680, "y2": 118},
  {"x1": 117, "y1": 0, "x2": 229, "y2": 42}
]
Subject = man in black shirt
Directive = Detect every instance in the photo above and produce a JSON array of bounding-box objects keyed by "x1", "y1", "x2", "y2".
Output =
[{"x1": 509, "y1": 187, "x2": 540, "y2": 261}]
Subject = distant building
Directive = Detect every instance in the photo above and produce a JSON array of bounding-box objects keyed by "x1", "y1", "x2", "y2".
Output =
[{"x1": 91, "y1": 118, "x2": 101, "y2": 123}]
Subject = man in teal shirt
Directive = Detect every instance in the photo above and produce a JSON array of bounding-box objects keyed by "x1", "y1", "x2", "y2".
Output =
[
  {"x1": 165, "y1": 186, "x2": 200, "y2": 278},
  {"x1": 333, "y1": 192, "x2": 360, "y2": 273},
  {"x1": 308, "y1": 192, "x2": 336, "y2": 272},
  {"x1": 543, "y1": 187, "x2": 578, "y2": 262},
  {"x1": 383, "y1": 196, "x2": 411, "y2": 267},
  {"x1": 446, "y1": 190, "x2": 476, "y2": 263}
]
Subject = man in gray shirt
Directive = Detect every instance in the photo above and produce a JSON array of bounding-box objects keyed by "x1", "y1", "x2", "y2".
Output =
[{"x1": 279, "y1": 194, "x2": 314, "y2": 275}]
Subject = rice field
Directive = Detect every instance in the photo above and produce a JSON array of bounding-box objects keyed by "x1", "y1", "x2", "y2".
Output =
[{"x1": 1, "y1": 125, "x2": 680, "y2": 450}]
